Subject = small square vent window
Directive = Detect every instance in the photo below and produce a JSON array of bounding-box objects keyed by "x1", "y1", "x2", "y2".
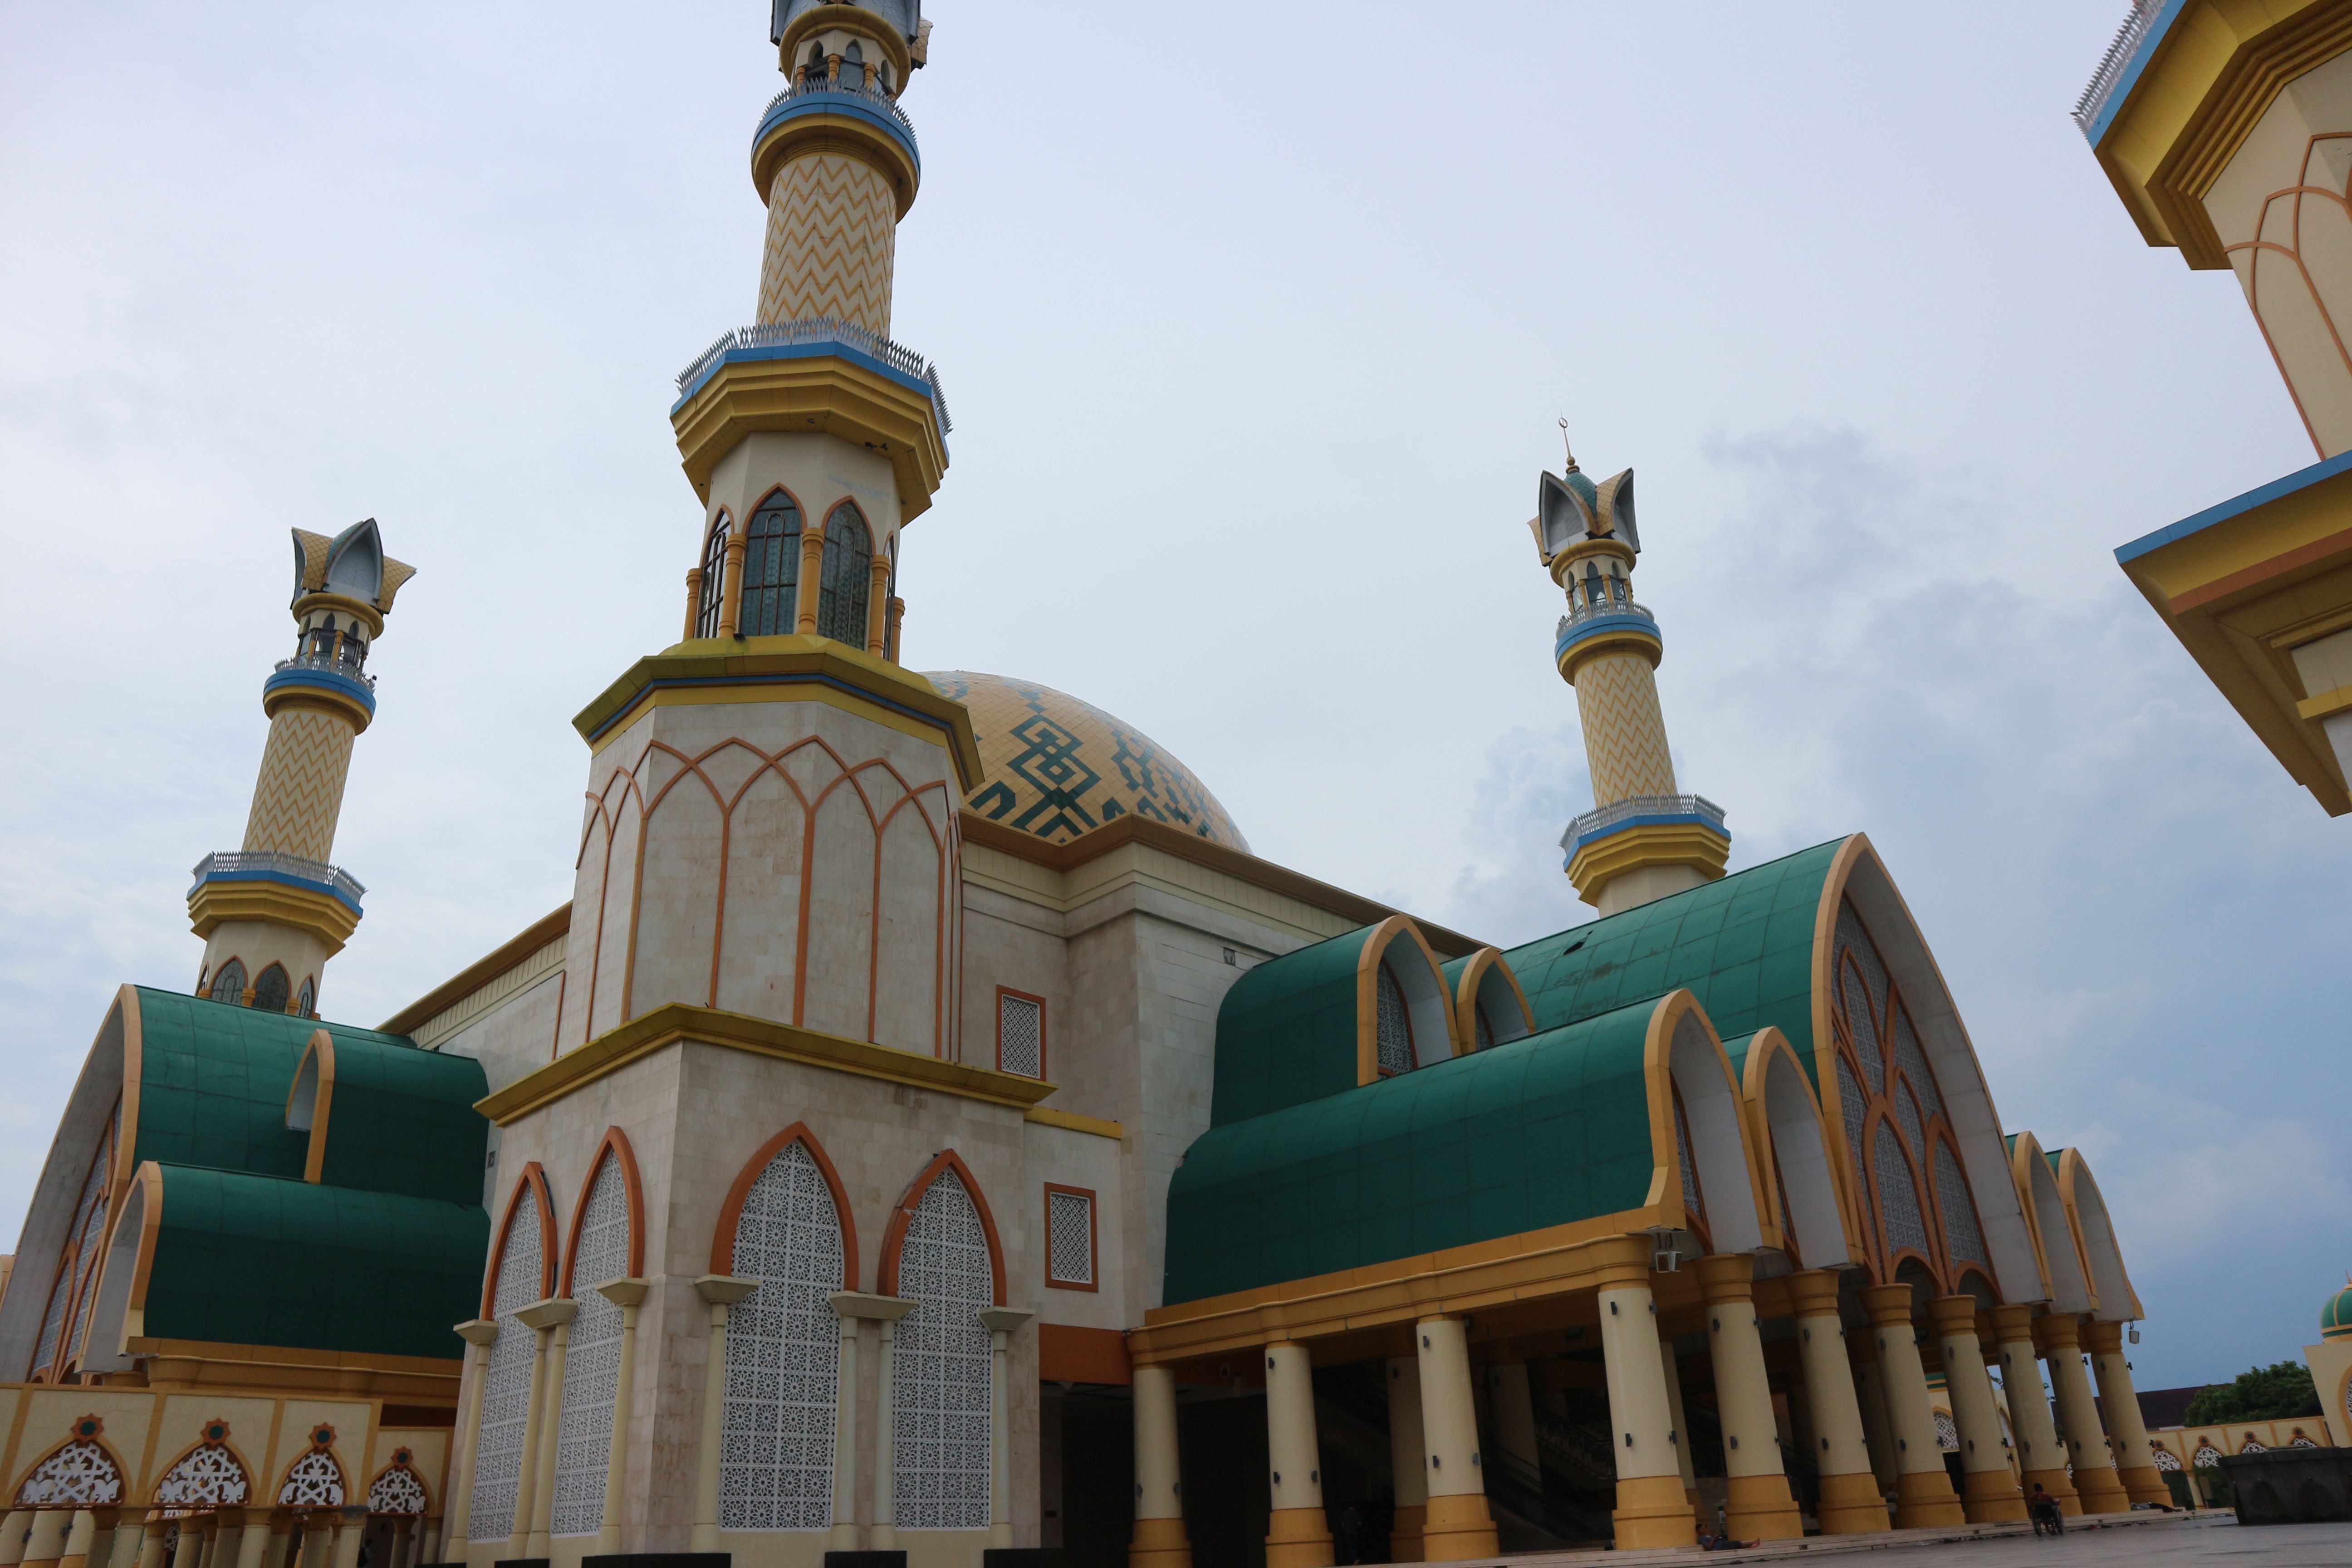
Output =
[
  {"x1": 998, "y1": 990, "x2": 1044, "y2": 1078},
  {"x1": 1046, "y1": 1186, "x2": 1095, "y2": 1289}
]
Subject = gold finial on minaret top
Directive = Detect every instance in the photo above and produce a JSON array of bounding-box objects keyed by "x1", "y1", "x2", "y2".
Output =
[{"x1": 1558, "y1": 415, "x2": 1580, "y2": 475}]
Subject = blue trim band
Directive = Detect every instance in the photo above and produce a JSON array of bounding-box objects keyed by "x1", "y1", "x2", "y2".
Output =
[
  {"x1": 585, "y1": 668, "x2": 960, "y2": 747},
  {"x1": 263, "y1": 666, "x2": 377, "y2": 716},
  {"x1": 668, "y1": 338, "x2": 945, "y2": 434},
  {"x1": 753, "y1": 92, "x2": 920, "y2": 175},
  {"x1": 1554, "y1": 613, "x2": 1663, "y2": 662},
  {"x1": 1561, "y1": 810, "x2": 1729, "y2": 867},
  {"x1": 2084, "y1": 0, "x2": 2190, "y2": 146},
  {"x1": 2114, "y1": 447, "x2": 2352, "y2": 564},
  {"x1": 196, "y1": 867, "x2": 364, "y2": 917}
]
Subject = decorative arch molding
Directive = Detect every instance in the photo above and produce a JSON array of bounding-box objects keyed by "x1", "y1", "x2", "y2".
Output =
[
  {"x1": 1448, "y1": 947, "x2": 1533, "y2": 1055},
  {"x1": 561, "y1": 1128, "x2": 647, "y2": 1294},
  {"x1": 274, "y1": 1424, "x2": 349, "y2": 1509},
  {"x1": 877, "y1": 1149, "x2": 1006, "y2": 1305},
  {"x1": 284, "y1": 1029, "x2": 335, "y2": 1184},
  {"x1": 2054, "y1": 1147, "x2": 2144, "y2": 1322},
  {"x1": 1642, "y1": 992, "x2": 1767, "y2": 1255},
  {"x1": 1807, "y1": 835, "x2": 2029, "y2": 1298},
  {"x1": 1738, "y1": 1026, "x2": 1858, "y2": 1268},
  {"x1": 2009, "y1": 1132, "x2": 2095, "y2": 1314},
  {"x1": 76, "y1": 1161, "x2": 165, "y2": 1380},
  {"x1": 483, "y1": 1164, "x2": 558, "y2": 1318},
  {"x1": 366, "y1": 1450, "x2": 431, "y2": 1516},
  {"x1": 149, "y1": 1420, "x2": 255, "y2": 1509},
  {"x1": 11, "y1": 1418, "x2": 127, "y2": 1508},
  {"x1": 1353, "y1": 915, "x2": 1458, "y2": 1084},
  {"x1": 709, "y1": 1123, "x2": 858, "y2": 1286}
]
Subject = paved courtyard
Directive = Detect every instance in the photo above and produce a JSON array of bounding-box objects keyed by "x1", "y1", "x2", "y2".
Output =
[{"x1": 1466, "y1": 1512, "x2": 2352, "y2": 1566}]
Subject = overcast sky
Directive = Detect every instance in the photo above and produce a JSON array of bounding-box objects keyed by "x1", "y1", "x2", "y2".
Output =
[{"x1": 4, "y1": 2, "x2": 2346, "y2": 1392}]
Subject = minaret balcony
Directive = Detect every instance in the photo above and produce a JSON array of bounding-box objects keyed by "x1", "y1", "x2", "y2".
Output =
[
  {"x1": 750, "y1": 76, "x2": 921, "y2": 208},
  {"x1": 191, "y1": 851, "x2": 367, "y2": 914},
  {"x1": 188, "y1": 850, "x2": 367, "y2": 956},
  {"x1": 1560, "y1": 794, "x2": 1728, "y2": 857},
  {"x1": 264, "y1": 655, "x2": 377, "y2": 727},
  {"x1": 1554, "y1": 595, "x2": 1663, "y2": 676}
]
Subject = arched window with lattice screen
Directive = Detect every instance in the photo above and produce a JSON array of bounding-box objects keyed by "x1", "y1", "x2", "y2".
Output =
[{"x1": 719, "y1": 1137, "x2": 845, "y2": 1531}]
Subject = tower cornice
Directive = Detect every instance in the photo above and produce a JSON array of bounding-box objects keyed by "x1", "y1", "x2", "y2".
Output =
[
  {"x1": 670, "y1": 346, "x2": 947, "y2": 518},
  {"x1": 751, "y1": 92, "x2": 920, "y2": 214}
]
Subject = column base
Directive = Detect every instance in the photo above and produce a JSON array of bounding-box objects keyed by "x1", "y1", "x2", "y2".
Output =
[
  {"x1": 1725, "y1": 1473, "x2": 1806, "y2": 1540},
  {"x1": 1610, "y1": 1475, "x2": 1696, "y2": 1552},
  {"x1": 2072, "y1": 1463, "x2": 2132, "y2": 1515},
  {"x1": 1958, "y1": 1467, "x2": 2026, "y2": 1523},
  {"x1": 1264, "y1": 1506, "x2": 1332, "y2": 1568},
  {"x1": 1416, "y1": 1494, "x2": 1495, "y2": 1562},
  {"x1": 1811, "y1": 1471, "x2": 1889, "y2": 1535},
  {"x1": 1385, "y1": 1504, "x2": 1424, "y2": 1564},
  {"x1": 1127, "y1": 1516, "x2": 1191, "y2": 1568},
  {"x1": 2021, "y1": 1468, "x2": 2082, "y2": 1517},
  {"x1": 2117, "y1": 1464, "x2": 2171, "y2": 1508},
  {"x1": 1893, "y1": 1470, "x2": 1966, "y2": 1529}
]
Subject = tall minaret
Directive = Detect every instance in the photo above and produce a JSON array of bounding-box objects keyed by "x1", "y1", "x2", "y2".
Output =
[
  {"x1": 553, "y1": 1, "x2": 975, "y2": 1056},
  {"x1": 1531, "y1": 435, "x2": 1730, "y2": 915},
  {"x1": 189, "y1": 519, "x2": 414, "y2": 1016}
]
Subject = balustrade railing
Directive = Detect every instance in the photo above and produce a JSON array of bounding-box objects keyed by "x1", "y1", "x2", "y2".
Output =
[
  {"x1": 191, "y1": 851, "x2": 368, "y2": 905},
  {"x1": 2072, "y1": 0, "x2": 2163, "y2": 133},
  {"x1": 757, "y1": 74, "x2": 920, "y2": 153},
  {"x1": 273, "y1": 653, "x2": 376, "y2": 688},
  {"x1": 675, "y1": 318, "x2": 952, "y2": 432},
  {"x1": 1560, "y1": 793, "x2": 1728, "y2": 851}
]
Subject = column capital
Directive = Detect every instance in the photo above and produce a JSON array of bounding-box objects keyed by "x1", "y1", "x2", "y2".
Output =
[
  {"x1": 593, "y1": 1277, "x2": 649, "y2": 1310},
  {"x1": 2035, "y1": 1311, "x2": 2087, "y2": 1356},
  {"x1": 695, "y1": 1274, "x2": 758, "y2": 1306},
  {"x1": 2078, "y1": 1318, "x2": 2120, "y2": 1355},
  {"x1": 828, "y1": 1290, "x2": 917, "y2": 1322},
  {"x1": 976, "y1": 1307, "x2": 1034, "y2": 1336},
  {"x1": 515, "y1": 1296, "x2": 577, "y2": 1331},
  {"x1": 451, "y1": 1318, "x2": 499, "y2": 1347},
  {"x1": 1695, "y1": 1252, "x2": 1755, "y2": 1303},
  {"x1": 1926, "y1": 1295, "x2": 1980, "y2": 1338},
  {"x1": 1989, "y1": 1303, "x2": 2037, "y2": 1343},
  {"x1": 1859, "y1": 1281, "x2": 1917, "y2": 1328},
  {"x1": 1785, "y1": 1268, "x2": 1844, "y2": 1318}
]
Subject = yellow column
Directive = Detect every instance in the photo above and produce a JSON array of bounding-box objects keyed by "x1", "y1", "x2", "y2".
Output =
[
  {"x1": 443, "y1": 1321, "x2": 496, "y2": 1563},
  {"x1": 230, "y1": 1516, "x2": 274, "y2": 1568},
  {"x1": 1383, "y1": 1357, "x2": 1427, "y2": 1562},
  {"x1": 595, "y1": 1280, "x2": 650, "y2": 1556},
  {"x1": 1129, "y1": 1365, "x2": 1191, "y2": 1568},
  {"x1": 1486, "y1": 1362, "x2": 1542, "y2": 1482},
  {"x1": 54, "y1": 1512, "x2": 98, "y2": 1568},
  {"x1": 326, "y1": 1510, "x2": 364, "y2": 1568},
  {"x1": 1990, "y1": 1305, "x2": 2077, "y2": 1514},
  {"x1": 794, "y1": 527, "x2": 827, "y2": 634},
  {"x1": 0, "y1": 1509, "x2": 33, "y2": 1567},
  {"x1": 1655, "y1": 1335, "x2": 1700, "y2": 1512},
  {"x1": 297, "y1": 1514, "x2": 333, "y2": 1568},
  {"x1": 718, "y1": 531, "x2": 748, "y2": 638},
  {"x1": 691, "y1": 1277, "x2": 758, "y2": 1554},
  {"x1": 864, "y1": 556, "x2": 890, "y2": 659},
  {"x1": 1413, "y1": 1318, "x2": 1497, "y2": 1561},
  {"x1": 2039, "y1": 1315, "x2": 2132, "y2": 1514},
  {"x1": 1784, "y1": 1270, "x2": 1891, "y2": 1535},
  {"x1": 2084, "y1": 1321, "x2": 2169, "y2": 1505},
  {"x1": 681, "y1": 568, "x2": 703, "y2": 642},
  {"x1": 107, "y1": 1514, "x2": 150, "y2": 1568},
  {"x1": 1262, "y1": 1343, "x2": 1333, "y2": 1568},
  {"x1": 1597, "y1": 1272, "x2": 1696, "y2": 1550},
  {"x1": 133, "y1": 1518, "x2": 170, "y2": 1568},
  {"x1": 1695, "y1": 1256, "x2": 1803, "y2": 1540},
  {"x1": 1928, "y1": 1298, "x2": 2024, "y2": 1522},
  {"x1": 27, "y1": 1510, "x2": 74, "y2": 1568},
  {"x1": 1860, "y1": 1284, "x2": 1964, "y2": 1527},
  {"x1": 1848, "y1": 1337, "x2": 1901, "y2": 1495},
  {"x1": 523, "y1": 1301, "x2": 577, "y2": 1557}
]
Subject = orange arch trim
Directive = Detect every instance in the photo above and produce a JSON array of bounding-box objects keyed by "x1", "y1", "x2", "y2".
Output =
[
  {"x1": 877, "y1": 1149, "x2": 1006, "y2": 1306},
  {"x1": 483, "y1": 1163, "x2": 557, "y2": 1317},
  {"x1": 559, "y1": 1127, "x2": 647, "y2": 1295},
  {"x1": 708, "y1": 1123, "x2": 858, "y2": 1288}
]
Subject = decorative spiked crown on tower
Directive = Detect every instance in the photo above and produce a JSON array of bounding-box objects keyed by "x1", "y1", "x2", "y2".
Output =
[{"x1": 1531, "y1": 428, "x2": 1730, "y2": 915}]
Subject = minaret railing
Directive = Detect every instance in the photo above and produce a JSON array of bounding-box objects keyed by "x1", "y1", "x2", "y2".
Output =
[
  {"x1": 1559, "y1": 794, "x2": 1727, "y2": 853},
  {"x1": 273, "y1": 653, "x2": 377, "y2": 689},
  {"x1": 755, "y1": 76, "x2": 921, "y2": 154},
  {"x1": 673, "y1": 318, "x2": 952, "y2": 432},
  {"x1": 190, "y1": 851, "x2": 368, "y2": 907}
]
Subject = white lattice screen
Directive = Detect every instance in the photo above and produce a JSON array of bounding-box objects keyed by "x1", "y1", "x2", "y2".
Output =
[
  {"x1": 1873, "y1": 1123, "x2": 1930, "y2": 1257},
  {"x1": 891, "y1": 1169, "x2": 992, "y2": 1530},
  {"x1": 720, "y1": 1141, "x2": 844, "y2": 1531},
  {"x1": 368, "y1": 1467, "x2": 428, "y2": 1515},
  {"x1": 14, "y1": 1441, "x2": 122, "y2": 1506},
  {"x1": 152, "y1": 1445, "x2": 249, "y2": 1507},
  {"x1": 468, "y1": 1200, "x2": 544, "y2": 1542},
  {"x1": 1046, "y1": 1191, "x2": 1093, "y2": 1286},
  {"x1": 1375, "y1": 965, "x2": 1412, "y2": 1075},
  {"x1": 998, "y1": 995, "x2": 1042, "y2": 1078},
  {"x1": 553, "y1": 1155, "x2": 630, "y2": 1536}
]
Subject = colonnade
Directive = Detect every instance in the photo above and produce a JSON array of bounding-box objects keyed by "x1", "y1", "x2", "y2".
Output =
[
  {"x1": 1129, "y1": 1255, "x2": 2165, "y2": 1563},
  {"x1": 441, "y1": 1277, "x2": 1032, "y2": 1560},
  {"x1": 0, "y1": 1504, "x2": 406, "y2": 1568}
]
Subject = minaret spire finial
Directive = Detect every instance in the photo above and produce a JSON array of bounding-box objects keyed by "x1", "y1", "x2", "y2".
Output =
[{"x1": 1558, "y1": 415, "x2": 1580, "y2": 474}]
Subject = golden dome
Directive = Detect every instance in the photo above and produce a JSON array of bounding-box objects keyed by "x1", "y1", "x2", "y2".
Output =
[{"x1": 926, "y1": 671, "x2": 1249, "y2": 853}]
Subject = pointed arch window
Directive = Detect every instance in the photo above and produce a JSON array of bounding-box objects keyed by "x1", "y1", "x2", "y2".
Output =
[
  {"x1": 817, "y1": 502, "x2": 871, "y2": 646},
  {"x1": 1672, "y1": 1083, "x2": 1708, "y2": 1238},
  {"x1": 208, "y1": 959, "x2": 247, "y2": 1007},
  {"x1": 890, "y1": 1165, "x2": 994, "y2": 1531},
  {"x1": 33, "y1": 1110, "x2": 117, "y2": 1381},
  {"x1": 740, "y1": 493, "x2": 803, "y2": 638},
  {"x1": 720, "y1": 1136, "x2": 847, "y2": 1531},
  {"x1": 841, "y1": 41, "x2": 866, "y2": 89},
  {"x1": 252, "y1": 964, "x2": 291, "y2": 1015},
  {"x1": 1374, "y1": 963, "x2": 1413, "y2": 1076},
  {"x1": 470, "y1": 1178, "x2": 552, "y2": 1545},
  {"x1": 295, "y1": 977, "x2": 317, "y2": 1019},
  {"x1": 1932, "y1": 1140, "x2": 1988, "y2": 1269},
  {"x1": 15, "y1": 1434, "x2": 122, "y2": 1507},
  {"x1": 1872, "y1": 1122, "x2": 1931, "y2": 1259},
  {"x1": 697, "y1": 514, "x2": 732, "y2": 638},
  {"x1": 153, "y1": 1427, "x2": 250, "y2": 1508},
  {"x1": 554, "y1": 1147, "x2": 635, "y2": 1537}
]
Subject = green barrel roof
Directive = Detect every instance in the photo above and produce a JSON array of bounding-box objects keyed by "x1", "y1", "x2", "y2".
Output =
[
  {"x1": 142, "y1": 1163, "x2": 490, "y2": 1360},
  {"x1": 1210, "y1": 926, "x2": 1381, "y2": 1126},
  {"x1": 314, "y1": 1029, "x2": 494, "y2": 1207},
  {"x1": 1499, "y1": 839, "x2": 1843, "y2": 1089},
  {"x1": 1165, "y1": 995, "x2": 1661, "y2": 1304}
]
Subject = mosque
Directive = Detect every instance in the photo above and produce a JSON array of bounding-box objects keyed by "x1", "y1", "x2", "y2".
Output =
[{"x1": 0, "y1": 5, "x2": 2197, "y2": 1568}]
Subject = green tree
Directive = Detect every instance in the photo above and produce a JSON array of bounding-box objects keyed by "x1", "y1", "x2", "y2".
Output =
[{"x1": 2182, "y1": 1361, "x2": 2320, "y2": 1425}]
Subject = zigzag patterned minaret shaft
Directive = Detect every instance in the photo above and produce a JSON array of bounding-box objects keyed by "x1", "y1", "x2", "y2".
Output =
[{"x1": 758, "y1": 152, "x2": 899, "y2": 334}]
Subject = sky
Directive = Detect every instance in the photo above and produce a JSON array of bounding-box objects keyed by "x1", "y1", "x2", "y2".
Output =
[{"x1": 2, "y1": 1, "x2": 2347, "y2": 1392}]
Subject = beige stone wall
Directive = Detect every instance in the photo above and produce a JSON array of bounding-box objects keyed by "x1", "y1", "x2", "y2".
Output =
[{"x1": 2205, "y1": 52, "x2": 2352, "y2": 457}]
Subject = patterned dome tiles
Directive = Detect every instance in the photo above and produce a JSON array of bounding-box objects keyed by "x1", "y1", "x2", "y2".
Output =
[{"x1": 924, "y1": 671, "x2": 1248, "y2": 853}]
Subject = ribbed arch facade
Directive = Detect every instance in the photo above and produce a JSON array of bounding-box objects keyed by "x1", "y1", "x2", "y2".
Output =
[
  {"x1": 1824, "y1": 894, "x2": 1993, "y2": 1294},
  {"x1": 880, "y1": 1152, "x2": 1003, "y2": 1532},
  {"x1": 817, "y1": 501, "x2": 872, "y2": 646},
  {"x1": 2054, "y1": 1147, "x2": 2143, "y2": 1320},
  {"x1": 29, "y1": 1099, "x2": 119, "y2": 1381},
  {"x1": 1652, "y1": 1000, "x2": 1764, "y2": 1254},
  {"x1": 552, "y1": 1131, "x2": 643, "y2": 1538},
  {"x1": 1739, "y1": 1028, "x2": 1855, "y2": 1269},
  {"x1": 2009, "y1": 1132, "x2": 2094, "y2": 1313},
  {"x1": 469, "y1": 1166, "x2": 556, "y2": 1545},
  {"x1": 1448, "y1": 947, "x2": 1533, "y2": 1055},
  {"x1": 714, "y1": 1126, "x2": 855, "y2": 1532},
  {"x1": 1355, "y1": 917, "x2": 1455, "y2": 1085}
]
